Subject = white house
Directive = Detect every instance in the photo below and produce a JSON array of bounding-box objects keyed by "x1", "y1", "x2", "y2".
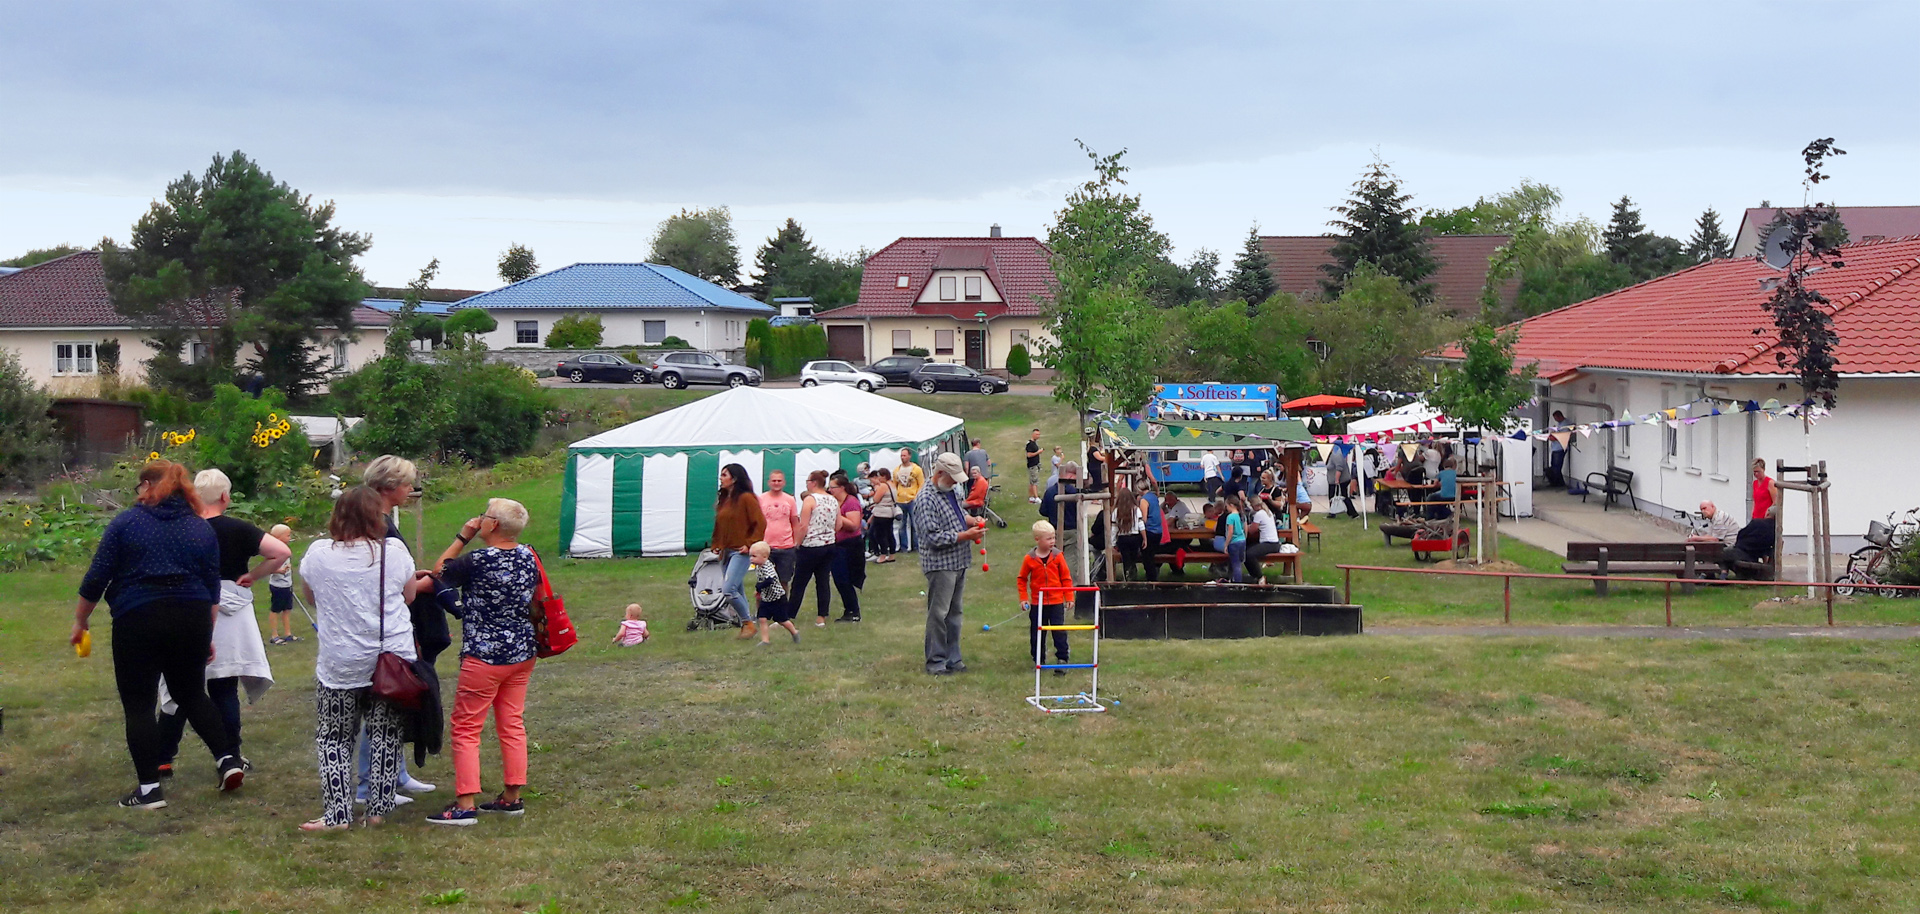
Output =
[
  {"x1": 450, "y1": 262, "x2": 775, "y2": 353},
  {"x1": 1470, "y1": 234, "x2": 1920, "y2": 549},
  {"x1": 0, "y1": 251, "x2": 389, "y2": 395}
]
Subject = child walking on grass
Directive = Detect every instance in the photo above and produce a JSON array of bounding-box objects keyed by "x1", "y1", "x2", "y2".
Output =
[
  {"x1": 612, "y1": 604, "x2": 649, "y2": 646},
  {"x1": 749, "y1": 541, "x2": 798, "y2": 645},
  {"x1": 266, "y1": 524, "x2": 299, "y2": 644},
  {"x1": 1017, "y1": 520, "x2": 1073, "y2": 675}
]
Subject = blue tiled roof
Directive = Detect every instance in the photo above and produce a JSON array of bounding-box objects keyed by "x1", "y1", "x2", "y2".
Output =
[
  {"x1": 360, "y1": 298, "x2": 456, "y2": 316},
  {"x1": 451, "y1": 263, "x2": 775, "y2": 314}
]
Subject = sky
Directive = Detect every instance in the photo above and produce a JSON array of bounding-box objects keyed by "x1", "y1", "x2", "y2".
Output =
[{"x1": 2, "y1": 0, "x2": 1916, "y2": 290}]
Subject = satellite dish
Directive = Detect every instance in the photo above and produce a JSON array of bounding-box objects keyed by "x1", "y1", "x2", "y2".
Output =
[{"x1": 1759, "y1": 222, "x2": 1796, "y2": 270}]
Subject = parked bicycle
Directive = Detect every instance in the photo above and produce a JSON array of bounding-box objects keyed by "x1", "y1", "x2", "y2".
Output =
[{"x1": 1834, "y1": 507, "x2": 1920, "y2": 597}]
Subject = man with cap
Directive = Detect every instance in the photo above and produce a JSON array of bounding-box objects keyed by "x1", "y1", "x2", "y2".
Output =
[
  {"x1": 1039, "y1": 461, "x2": 1082, "y2": 584},
  {"x1": 916, "y1": 452, "x2": 986, "y2": 675}
]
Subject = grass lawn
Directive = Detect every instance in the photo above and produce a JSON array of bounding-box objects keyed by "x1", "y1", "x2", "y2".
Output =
[{"x1": 6, "y1": 388, "x2": 1920, "y2": 912}]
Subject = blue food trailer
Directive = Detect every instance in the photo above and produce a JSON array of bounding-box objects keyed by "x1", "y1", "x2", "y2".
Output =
[
  {"x1": 1145, "y1": 383, "x2": 1281, "y2": 420},
  {"x1": 1118, "y1": 384, "x2": 1306, "y2": 486}
]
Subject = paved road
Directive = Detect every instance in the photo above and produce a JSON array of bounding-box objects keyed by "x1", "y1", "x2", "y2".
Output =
[
  {"x1": 541, "y1": 377, "x2": 1056, "y2": 396},
  {"x1": 1367, "y1": 624, "x2": 1920, "y2": 640}
]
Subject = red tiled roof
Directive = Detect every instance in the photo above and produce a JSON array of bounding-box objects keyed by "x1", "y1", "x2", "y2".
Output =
[
  {"x1": 1258, "y1": 234, "x2": 1517, "y2": 315},
  {"x1": 822, "y1": 236, "x2": 1056, "y2": 319},
  {"x1": 1733, "y1": 206, "x2": 1920, "y2": 258},
  {"x1": 0, "y1": 250, "x2": 389, "y2": 329},
  {"x1": 1457, "y1": 235, "x2": 1920, "y2": 377}
]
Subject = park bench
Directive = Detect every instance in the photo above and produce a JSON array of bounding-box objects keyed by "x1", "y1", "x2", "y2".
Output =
[
  {"x1": 1298, "y1": 520, "x2": 1322, "y2": 551},
  {"x1": 1562, "y1": 541, "x2": 1722, "y2": 596},
  {"x1": 1581, "y1": 466, "x2": 1638, "y2": 512}
]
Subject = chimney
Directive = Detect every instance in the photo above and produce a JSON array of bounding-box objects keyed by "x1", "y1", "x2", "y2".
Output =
[{"x1": 989, "y1": 224, "x2": 1002, "y2": 238}]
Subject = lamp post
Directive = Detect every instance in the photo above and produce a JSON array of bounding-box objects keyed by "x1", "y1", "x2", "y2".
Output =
[{"x1": 975, "y1": 309, "x2": 990, "y2": 374}]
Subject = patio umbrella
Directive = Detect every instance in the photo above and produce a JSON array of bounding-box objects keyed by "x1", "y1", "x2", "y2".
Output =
[{"x1": 1282, "y1": 394, "x2": 1368, "y2": 412}]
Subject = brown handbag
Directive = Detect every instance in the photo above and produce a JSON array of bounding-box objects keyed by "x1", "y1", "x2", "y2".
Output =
[{"x1": 369, "y1": 537, "x2": 428, "y2": 709}]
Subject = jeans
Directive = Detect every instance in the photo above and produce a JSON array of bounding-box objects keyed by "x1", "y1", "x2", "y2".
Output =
[
  {"x1": 722, "y1": 549, "x2": 753, "y2": 624},
  {"x1": 791, "y1": 544, "x2": 836, "y2": 620},
  {"x1": 157, "y1": 675, "x2": 241, "y2": 764},
  {"x1": 896, "y1": 501, "x2": 917, "y2": 552},
  {"x1": 451, "y1": 656, "x2": 534, "y2": 797},
  {"x1": 1028, "y1": 603, "x2": 1068, "y2": 665},
  {"x1": 924, "y1": 567, "x2": 968, "y2": 672},
  {"x1": 111, "y1": 599, "x2": 235, "y2": 783},
  {"x1": 1227, "y1": 539, "x2": 1247, "y2": 583}
]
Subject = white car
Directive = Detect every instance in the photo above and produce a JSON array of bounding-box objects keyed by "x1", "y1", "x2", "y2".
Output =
[{"x1": 799, "y1": 360, "x2": 887, "y2": 391}]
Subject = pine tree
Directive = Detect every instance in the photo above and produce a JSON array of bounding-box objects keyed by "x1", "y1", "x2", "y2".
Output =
[
  {"x1": 1602, "y1": 196, "x2": 1649, "y2": 266},
  {"x1": 1222, "y1": 226, "x2": 1277, "y2": 307},
  {"x1": 750, "y1": 218, "x2": 819, "y2": 296},
  {"x1": 1321, "y1": 158, "x2": 1437, "y2": 302},
  {"x1": 1684, "y1": 208, "x2": 1733, "y2": 262}
]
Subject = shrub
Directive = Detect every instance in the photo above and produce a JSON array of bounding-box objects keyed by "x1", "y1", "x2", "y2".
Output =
[
  {"x1": 745, "y1": 319, "x2": 774, "y2": 370},
  {"x1": 339, "y1": 352, "x2": 549, "y2": 465},
  {"x1": 333, "y1": 357, "x2": 451, "y2": 458},
  {"x1": 660, "y1": 335, "x2": 690, "y2": 348},
  {"x1": 189, "y1": 385, "x2": 314, "y2": 497},
  {"x1": 444, "y1": 309, "x2": 498, "y2": 344},
  {"x1": 746, "y1": 321, "x2": 828, "y2": 377},
  {"x1": 0, "y1": 349, "x2": 60, "y2": 489},
  {"x1": 119, "y1": 385, "x2": 205, "y2": 425},
  {"x1": 545, "y1": 313, "x2": 604, "y2": 349},
  {"x1": 439, "y1": 357, "x2": 549, "y2": 464},
  {"x1": 1006, "y1": 342, "x2": 1032, "y2": 378}
]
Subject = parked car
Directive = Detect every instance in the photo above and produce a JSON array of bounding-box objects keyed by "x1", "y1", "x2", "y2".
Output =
[
  {"x1": 556, "y1": 353, "x2": 651, "y2": 384},
  {"x1": 908, "y1": 363, "x2": 1010, "y2": 395},
  {"x1": 866, "y1": 355, "x2": 928, "y2": 386},
  {"x1": 799, "y1": 360, "x2": 887, "y2": 391},
  {"x1": 647, "y1": 351, "x2": 763, "y2": 389}
]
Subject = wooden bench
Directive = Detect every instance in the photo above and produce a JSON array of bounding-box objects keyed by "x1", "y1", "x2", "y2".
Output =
[
  {"x1": 1581, "y1": 466, "x2": 1638, "y2": 512},
  {"x1": 1161, "y1": 548, "x2": 1300, "y2": 584},
  {"x1": 1298, "y1": 521, "x2": 1322, "y2": 552},
  {"x1": 1562, "y1": 541, "x2": 1722, "y2": 596}
]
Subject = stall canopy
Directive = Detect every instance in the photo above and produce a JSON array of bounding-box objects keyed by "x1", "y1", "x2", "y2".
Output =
[
  {"x1": 561, "y1": 385, "x2": 966, "y2": 557},
  {"x1": 1343, "y1": 401, "x2": 1451, "y2": 437}
]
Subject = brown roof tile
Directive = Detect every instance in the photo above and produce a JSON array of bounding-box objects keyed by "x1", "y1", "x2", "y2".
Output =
[
  {"x1": 1258, "y1": 234, "x2": 1516, "y2": 315},
  {"x1": 824, "y1": 236, "x2": 1056, "y2": 319}
]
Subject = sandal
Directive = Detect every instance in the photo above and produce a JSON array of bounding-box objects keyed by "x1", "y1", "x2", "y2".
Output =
[{"x1": 299, "y1": 818, "x2": 349, "y2": 832}]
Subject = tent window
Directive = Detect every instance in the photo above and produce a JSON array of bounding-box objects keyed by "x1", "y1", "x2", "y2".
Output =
[
  {"x1": 516, "y1": 320, "x2": 538, "y2": 344},
  {"x1": 891, "y1": 330, "x2": 912, "y2": 353},
  {"x1": 934, "y1": 330, "x2": 954, "y2": 354},
  {"x1": 964, "y1": 276, "x2": 982, "y2": 300},
  {"x1": 643, "y1": 320, "x2": 666, "y2": 343}
]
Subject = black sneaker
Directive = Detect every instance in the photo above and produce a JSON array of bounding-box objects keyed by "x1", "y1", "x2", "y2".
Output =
[
  {"x1": 1053, "y1": 668, "x2": 1068, "y2": 678},
  {"x1": 478, "y1": 794, "x2": 525, "y2": 816},
  {"x1": 216, "y1": 755, "x2": 245, "y2": 792},
  {"x1": 118, "y1": 785, "x2": 167, "y2": 809},
  {"x1": 833, "y1": 616, "x2": 861, "y2": 623}
]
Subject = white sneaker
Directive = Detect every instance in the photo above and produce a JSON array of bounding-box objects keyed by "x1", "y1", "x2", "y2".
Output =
[
  {"x1": 354, "y1": 793, "x2": 414, "y2": 806},
  {"x1": 400, "y1": 777, "x2": 436, "y2": 794}
]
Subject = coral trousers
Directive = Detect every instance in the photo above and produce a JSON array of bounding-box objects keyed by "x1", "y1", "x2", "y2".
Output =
[{"x1": 451, "y1": 655, "x2": 534, "y2": 797}]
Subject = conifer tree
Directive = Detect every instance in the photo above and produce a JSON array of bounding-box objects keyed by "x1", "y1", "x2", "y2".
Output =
[
  {"x1": 1684, "y1": 208, "x2": 1733, "y2": 262},
  {"x1": 1321, "y1": 158, "x2": 1436, "y2": 302},
  {"x1": 1222, "y1": 226, "x2": 1277, "y2": 308},
  {"x1": 1602, "y1": 196, "x2": 1650, "y2": 266}
]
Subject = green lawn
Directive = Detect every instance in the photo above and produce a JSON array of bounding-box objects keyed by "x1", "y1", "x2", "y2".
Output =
[{"x1": 6, "y1": 389, "x2": 1920, "y2": 912}]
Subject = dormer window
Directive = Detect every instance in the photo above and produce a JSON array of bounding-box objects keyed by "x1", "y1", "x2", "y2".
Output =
[
  {"x1": 964, "y1": 276, "x2": 982, "y2": 301},
  {"x1": 939, "y1": 276, "x2": 957, "y2": 300},
  {"x1": 896, "y1": 275, "x2": 910, "y2": 288}
]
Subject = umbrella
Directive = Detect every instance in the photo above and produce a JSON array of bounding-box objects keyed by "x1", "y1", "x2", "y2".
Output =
[{"x1": 1282, "y1": 394, "x2": 1368, "y2": 412}]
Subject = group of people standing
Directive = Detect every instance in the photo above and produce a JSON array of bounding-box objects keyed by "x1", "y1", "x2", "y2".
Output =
[{"x1": 74, "y1": 455, "x2": 546, "y2": 831}]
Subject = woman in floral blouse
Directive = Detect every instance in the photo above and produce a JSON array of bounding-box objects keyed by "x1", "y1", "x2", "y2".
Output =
[{"x1": 422, "y1": 498, "x2": 541, "y2": 826}]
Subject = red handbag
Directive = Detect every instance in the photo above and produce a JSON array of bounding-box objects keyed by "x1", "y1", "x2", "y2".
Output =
[
  {"x1": 527, "y1": 548, "x2": 577, "y2": 657},
  {"x1": 370, "y1": 538, "x2": 429, "y2": 708}
]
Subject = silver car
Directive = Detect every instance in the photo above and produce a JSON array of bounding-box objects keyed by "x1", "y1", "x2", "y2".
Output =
[
  {"x1": 648, "y1": 351, "x2": 763, "y2": 389},
  {"x1": 799, "y1": 360, "x2": 887, "y2": 391}
]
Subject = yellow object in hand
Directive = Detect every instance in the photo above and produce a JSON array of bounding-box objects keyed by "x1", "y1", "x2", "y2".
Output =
[{"x1": 75, "y1": 629, "x2": 92, "y2": 658}]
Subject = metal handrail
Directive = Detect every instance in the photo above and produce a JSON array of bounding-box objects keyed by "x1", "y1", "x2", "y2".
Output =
[{"x1": 1335, "y1": 563, "x2": 1920, "y2": 627}]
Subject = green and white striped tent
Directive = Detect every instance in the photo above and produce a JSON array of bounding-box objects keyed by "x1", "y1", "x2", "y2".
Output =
[{"x1": 559, "y1": 385, "x2": 967, "y2": 557}]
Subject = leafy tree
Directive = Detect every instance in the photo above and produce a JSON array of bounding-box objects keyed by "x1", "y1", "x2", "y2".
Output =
[
  {"x1": 1515, "y1": 254, "x2": 1633, "y2": 316},
  {"x1": 1005, "y1": 342, "x2": 1032, "y2": 378},
  {"x1": 0, "y1": 349, "x2": 60, "y2": 488},
  {"x1": 1685, "y1": 208, "x2": 1733, "y2": 262},
  {"x1": 385, "y1": 259, "x2": 439, "y2": 359},
  {"x1": 1044, "y1": 142, "x2": 1194, "y2": 308},
  {"x1": 1299, "y1": 263, "x2": 1455, "y2": 395},
  {"x1": 101, "y1": 150, "x2": 371, "y2": 401},
  {"x1": 1167, "y1": 296, "x2": 1315, "y2": 393},
  {"x1": 649, "y1": 206, "x2": 741, "y2": 287},
  {"x1": 335, "y1": 350, "x2": 547, "y2": 464},
  {"x1": 1430, "y1": 318, "x2": 1537, "y2": 433},
  {"x1": 544, "y1": 313, "x2": 604, "y2": 349},
  {"x1": 1, "y1": 245, "x2": 82, "y2": 268},
  {"x1": 443, "y1": 309, "x2": 497, "y2": 346},
  {"x1": 1181, "y1": 248, "x2": 1223, "y2": 304},
  {"x1": 1759, "y1": 138, "x2": 1848, "y2": 411},
  {"x1": 1421, "y1": 180, "x2": 1565, "y2": 236},
  {"x1": 1322, "y1": 158, "x2": 1437, "y2": 302},
  {"x1": 1222, "y1": 227, "x2": 1276, "y2": 309},
  {"x1": 497, "y1": 243, "x2": 539, "y2": 284}
]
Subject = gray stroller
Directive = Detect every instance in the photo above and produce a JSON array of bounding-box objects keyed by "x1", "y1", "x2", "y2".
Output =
[{"x1": 686, "y1": 550, "x2": 748, "y2": 631}]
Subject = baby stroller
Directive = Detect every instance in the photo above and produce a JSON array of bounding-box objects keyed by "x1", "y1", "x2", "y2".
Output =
[{"x1": 686, "y1": 550, "x2": 747, "y2": 631}]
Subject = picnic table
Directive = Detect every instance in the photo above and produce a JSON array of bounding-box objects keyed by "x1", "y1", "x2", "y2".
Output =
[{"x1": 1150, "y1": 526, "x2": 1301, "y2": 583}]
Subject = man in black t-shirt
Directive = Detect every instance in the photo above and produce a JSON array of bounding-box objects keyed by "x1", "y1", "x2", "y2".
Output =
[{"x1": 1025, "y1": 429, "x2": 1042, "y2": 503}]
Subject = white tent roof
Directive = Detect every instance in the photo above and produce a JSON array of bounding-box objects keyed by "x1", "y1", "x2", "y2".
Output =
[
  {"x1": 1344, "y1": 401, "x2": 1450, "y2": 435},
  {"x1": 570, "y1": 385, "x2": 963, "y2": 450}
]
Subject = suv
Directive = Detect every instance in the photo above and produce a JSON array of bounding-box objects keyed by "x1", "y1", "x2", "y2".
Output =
[
  {"x1": 867, "y1": 355, "x2": 928, "y2": 386},
  {"x1": 799, "y1": 360, "x2": 887, "y2": 391},
  {"x1": 909, "y1": 363, "x2": 1010, "y2": 395},
  {"x1": 556, "y1": 353, "x2": 651, "y2": 384},
  {"x1": 647, "y1": 351, "x2": 763, "y2": 389}
]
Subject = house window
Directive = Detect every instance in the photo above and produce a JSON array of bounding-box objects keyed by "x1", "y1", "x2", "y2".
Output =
[
  {"x1": 1615, "y1": 379, "x2": 1631, "y2": 458},
  {"x1": 1306, "y1": 340, "x2": 1332, "y2": 362},
  {"x1": 938, "y1": 276, "x2": 957, "y2": 300},
  {"x1": 643, "y1": 320, "x2": 666, "y2": 344},
  {"x1": 188, "y1": 339, "x2": 210, "y2": 365},
  {"x1": 332, "y1": 340, "x2": 349, "y2": 371},
  {"x1": 934, "y1": 330, "x2": 954, "y2": 354},
  {"x1": 516, "y1": 320, "x2": 538, "y2": 344},
  {"x1": 964, "y1": 276, "x2": 982, "y2": 301},
  {"x1": 1009, "y1": 328, "x2": 1030, "y2": 350},
  {"x1": 1683, "y1": 383, "x2": 1703, "y2": 471},
  {"x1": 891, "y1": 330, "x2": 912, "y2": 353},
  {"x1": 1660, "y1": 384, "x2": 1678, "y2": 464},
  {"x1": 54, "y1": 341, "x2": 97, "y2": 375},
  {"x1": 896, "y1": 275, "x2": 910, "y2": 289}
]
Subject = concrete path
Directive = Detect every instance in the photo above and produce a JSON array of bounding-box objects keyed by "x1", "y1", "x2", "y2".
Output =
[
  {"x1": 1501, "y1": 488, "x2": 1685, "y2": 557},
  {"x1": 1367, "y1": 623, "x2": 1920, "y2": 640}
]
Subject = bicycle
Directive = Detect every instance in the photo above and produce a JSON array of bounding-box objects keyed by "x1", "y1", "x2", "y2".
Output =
[{"x1": 1834, "y1": 508, "x2": 1917, "y2": 597}]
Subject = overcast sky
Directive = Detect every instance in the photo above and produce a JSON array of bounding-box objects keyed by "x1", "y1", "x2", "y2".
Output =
[{"x1": 3, "y1": 1, "x2": 1916, "y2": 289}]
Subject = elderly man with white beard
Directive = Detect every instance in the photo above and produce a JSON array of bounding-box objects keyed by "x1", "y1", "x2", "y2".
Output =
[{"x1": 915, "y1": 452, "x2": 987, "y2": 676}]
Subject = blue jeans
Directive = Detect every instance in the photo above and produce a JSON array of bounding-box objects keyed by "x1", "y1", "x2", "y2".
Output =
[
  {"x1": 1227, "y1": 540, "x2": 1247, "y2": 584},
  {"x1": 722, "y1": 549, "x2": 753, "y2": 624},
  {"x1": 357, "y1": 727, "x2": 410, "y2": 800},
  {"x1": 896, "y1": 501, "x2": 916, "y2": 552}
]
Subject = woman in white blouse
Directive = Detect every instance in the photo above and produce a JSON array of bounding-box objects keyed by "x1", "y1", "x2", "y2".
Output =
[
  {"x1": 1244, "y1": 496, "x2": 1284, "y2": 585},
  {"x1": 297, "y1": 486, "x2": 428, "y2": 831}
]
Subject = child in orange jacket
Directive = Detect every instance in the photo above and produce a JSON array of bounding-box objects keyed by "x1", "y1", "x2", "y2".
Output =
[{"x1": 1017, "y1": 520, "x2": 1073, "y2": 673}]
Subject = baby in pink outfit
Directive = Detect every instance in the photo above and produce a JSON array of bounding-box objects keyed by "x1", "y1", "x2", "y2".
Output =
[{"x1": 612, "y1": 603, "x2": 649, "y2": 646}]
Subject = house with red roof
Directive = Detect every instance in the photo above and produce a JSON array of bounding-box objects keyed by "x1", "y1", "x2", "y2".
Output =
[
  {"x1": 1464, "y1": 234, "x2": 1920, "y2": 545},
  {"x1": 1259, "y1": 234, "x2": 1518, "y2": 315},
  {"x1": 814, "y1": 231, "x2": 1057, "y2": 376},
  {"x1": 0, "y1": 251, "x2": 392, "y2": 393}
]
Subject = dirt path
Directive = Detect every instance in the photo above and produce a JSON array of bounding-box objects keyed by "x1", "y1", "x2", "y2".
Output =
[{"x1": 1366, "y1": 624, "x2": 1920, "y2": 640}]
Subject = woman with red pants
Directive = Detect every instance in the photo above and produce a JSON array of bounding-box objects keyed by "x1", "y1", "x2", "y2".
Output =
[{"x1": 423, "y1": 498, "x2": 540, "y2": 826}]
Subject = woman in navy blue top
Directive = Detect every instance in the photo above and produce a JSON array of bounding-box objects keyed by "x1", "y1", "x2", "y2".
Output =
[{"x1": 72, "y1": 460, "x2": 245, "y2": 810}]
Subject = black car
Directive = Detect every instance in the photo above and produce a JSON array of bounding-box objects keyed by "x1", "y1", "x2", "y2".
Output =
[
  {"x1": 908, "y1": 363, "x2": 1010, "y2": 395},
  {"x1": 556, "y1": 353, "x2": 651, "y2": 384},
  {"x1": 866, "y1": 355, "x2": 927, "y2": 385}
]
